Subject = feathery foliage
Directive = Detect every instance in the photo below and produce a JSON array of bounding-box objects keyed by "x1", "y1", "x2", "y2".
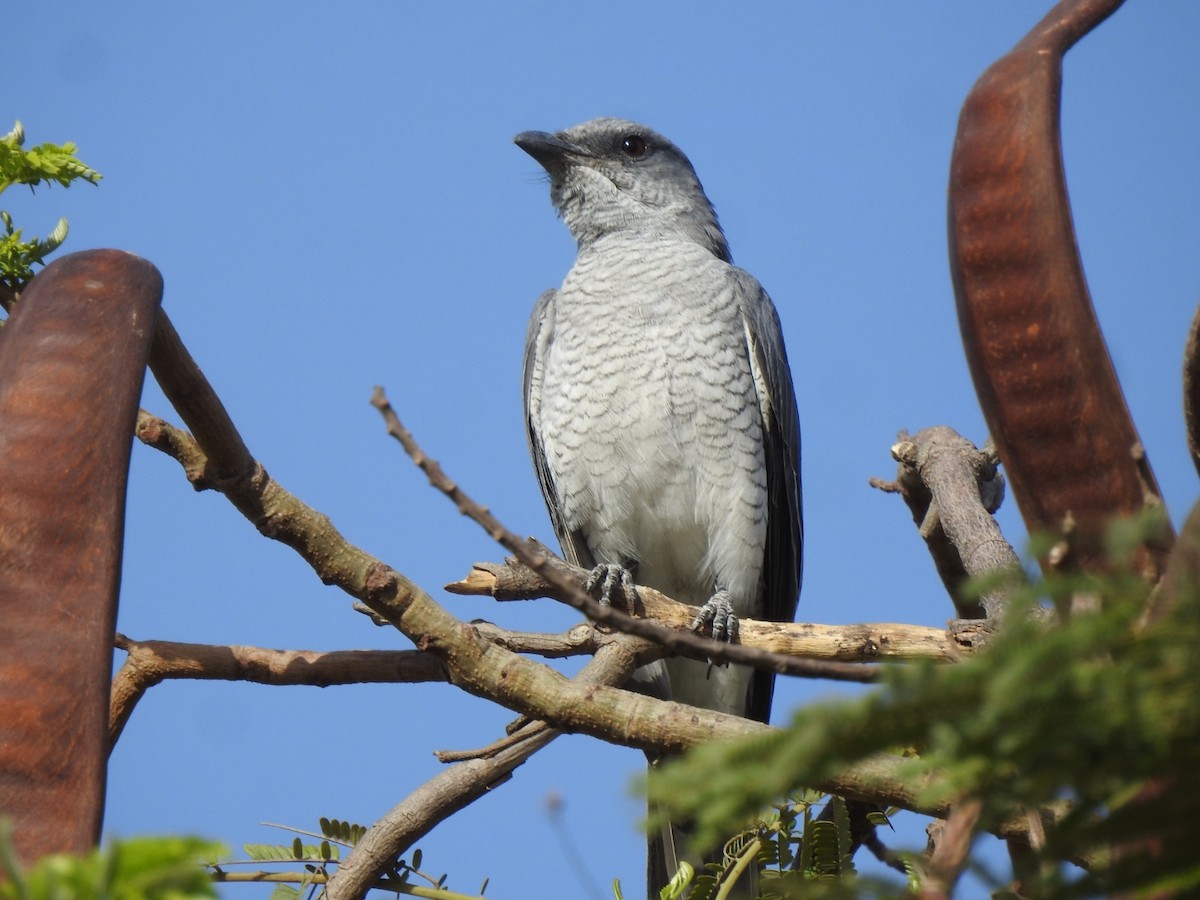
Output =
[
  {"x1": 648, "y1": 509, "x2": 1200, "y2": 897},
  {"x1": 0, "y1": 120, "x2": 100, "y2": 293},
  {"x1": 0, "y1": 826, "x2": 222, "y2": 900}
]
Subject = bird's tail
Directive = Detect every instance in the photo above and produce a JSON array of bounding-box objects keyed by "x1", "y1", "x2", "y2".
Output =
[
  {"x1": 645, "y1": 796, "x2": 759, "y2": 899},
  {"x1": 646, "y1": 815, "x2": 682, "y2": 897}
]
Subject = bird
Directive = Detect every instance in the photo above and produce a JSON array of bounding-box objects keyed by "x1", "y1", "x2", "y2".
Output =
[{"x1": 515, "y1": 117, "x2": 802, "y2": 893}]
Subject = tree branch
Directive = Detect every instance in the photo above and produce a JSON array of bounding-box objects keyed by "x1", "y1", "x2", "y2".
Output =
[
  {"x1": 324, "y1": 633, "x2": 649, "y2": 900},
  {"x1": 451, "y1": 557, "x2": 972, "y2": 662},
  {"x1": 919, "y1": 798, "x2": 983, "y2": 899},
  {"x1": 109, "y1": 634, "x2": 450, "y2": 751},
  {"x1": 872, "y1": 426, "x2": 1019, "y2": 621},
  {"x1": 108, "y1": 622, "x2": 638, "y2": 755}
]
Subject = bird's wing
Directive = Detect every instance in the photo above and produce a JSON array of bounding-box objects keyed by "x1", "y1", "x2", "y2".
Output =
[
  {"x1": 733, "y1": 269, "x2": 803, "y2": 723},
  {"x1": 523, "y1": 288, "x2": 596, "y2": 570}
]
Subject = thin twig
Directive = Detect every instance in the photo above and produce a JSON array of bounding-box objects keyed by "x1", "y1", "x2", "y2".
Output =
[{"x1": 434, "y1": 721, "x2": 553, "y2": 763}]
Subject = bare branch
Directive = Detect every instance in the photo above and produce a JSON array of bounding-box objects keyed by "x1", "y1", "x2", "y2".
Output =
[
  {"x1": 324, "y1": 634, "x2": 648, "y2": 900},
  {"x1": 918, "y1": 798, "x2": 983, "y2": 899},
  {"x1": 434, "y1": 721, "x2": 555, "y2": 764},
  {"x1": 147, "y1": 310, "x2": 255, "y2": 484},
  {"x1": 109, "y1": 635, "x2": 449, "y2": 751},
  {"x1": 877, "y1": 426, "x2": 1019, "y2": 620},
  {"x1": 453, "y1": 558, "x2": 971, "y2": 663},
  {"x1": 468, "y1": 621, "x2": 607, "y2": 658}
]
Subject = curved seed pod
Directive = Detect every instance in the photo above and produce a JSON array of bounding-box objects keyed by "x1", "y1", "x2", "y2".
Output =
[
  {"x1": 949, "y1": 0, "x2": 1170, "y2": 575},
  {"x1": 0, "y1": 250, "x2": 163, "y2": 863},
  {"x1": 1183, "y1": 302, "x2": 1200, "y2": 479}
]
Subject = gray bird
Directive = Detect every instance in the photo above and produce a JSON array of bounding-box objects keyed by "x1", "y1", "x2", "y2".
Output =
[{"x1": 515, "y1": 117, "x2": 802, "y2": 890}]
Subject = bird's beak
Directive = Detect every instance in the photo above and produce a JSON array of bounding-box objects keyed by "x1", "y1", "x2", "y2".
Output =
[{"x1": 514, "y1": 130, "x2": 584, "y2": 169}]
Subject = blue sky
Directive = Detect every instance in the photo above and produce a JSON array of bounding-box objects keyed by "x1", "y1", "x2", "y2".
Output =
[{"x1": 8, "y1": 2, "x2": 1200, "y2": 897}]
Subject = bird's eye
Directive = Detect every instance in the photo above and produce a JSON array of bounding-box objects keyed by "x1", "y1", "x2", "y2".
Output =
[{"x1": 620, "y1": 134, "x2": 648, "y2": 158}]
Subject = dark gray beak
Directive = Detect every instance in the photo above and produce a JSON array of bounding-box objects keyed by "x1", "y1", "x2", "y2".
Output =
[{"x1": 514, "y1": 130, "x2": 581, "y2": 169}]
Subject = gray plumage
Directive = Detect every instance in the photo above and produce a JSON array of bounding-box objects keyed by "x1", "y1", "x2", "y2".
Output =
[{"x1": 515, "y1": 117, "x2": 802, "y2": 890}]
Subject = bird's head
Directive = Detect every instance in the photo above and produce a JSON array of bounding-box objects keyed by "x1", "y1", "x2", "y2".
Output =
[{"x1": 515, "y1": 117, "x2": 730, "y2": 261}]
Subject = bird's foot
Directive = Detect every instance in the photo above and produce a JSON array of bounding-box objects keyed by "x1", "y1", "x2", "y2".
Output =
[
  {"x1": 690, "y1": 589, "x2": 739, "y2": 643},
  {"x1": 585, "y1": 563, "x2": 639, "y2": 609}
]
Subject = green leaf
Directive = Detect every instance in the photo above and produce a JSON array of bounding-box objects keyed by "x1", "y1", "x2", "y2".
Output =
[
  {"x1": 318, "y1": 818, "x2": 367, "y2": 847},
  {"x1": 243, "y1": 844, "x2": 298, "y2": 862},
  {"x1": 0, "y1": 122, "x2": 101, "y2": 290},
  {"x1": 0, "y1": 122, "x2": 101, "y2": 193},
  {"x1": 0, "y1": 831, "x2": 223, "y2": 900},
  {"x1": 657, "y1": 861, "x2": 693, "y2": 900}
]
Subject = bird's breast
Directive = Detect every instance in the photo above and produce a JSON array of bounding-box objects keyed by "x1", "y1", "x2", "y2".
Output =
[{"x1": 537, "y1": 242, "x2": 768, "y2": 606}]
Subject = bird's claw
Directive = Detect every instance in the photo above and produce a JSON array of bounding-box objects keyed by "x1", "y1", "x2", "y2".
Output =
[
  {"x1": 690, "y1": 590, "x2": 739, "y2": 643},
  {"x1": 585, "y1": 563, "x2": 639, "y2": 608}
]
